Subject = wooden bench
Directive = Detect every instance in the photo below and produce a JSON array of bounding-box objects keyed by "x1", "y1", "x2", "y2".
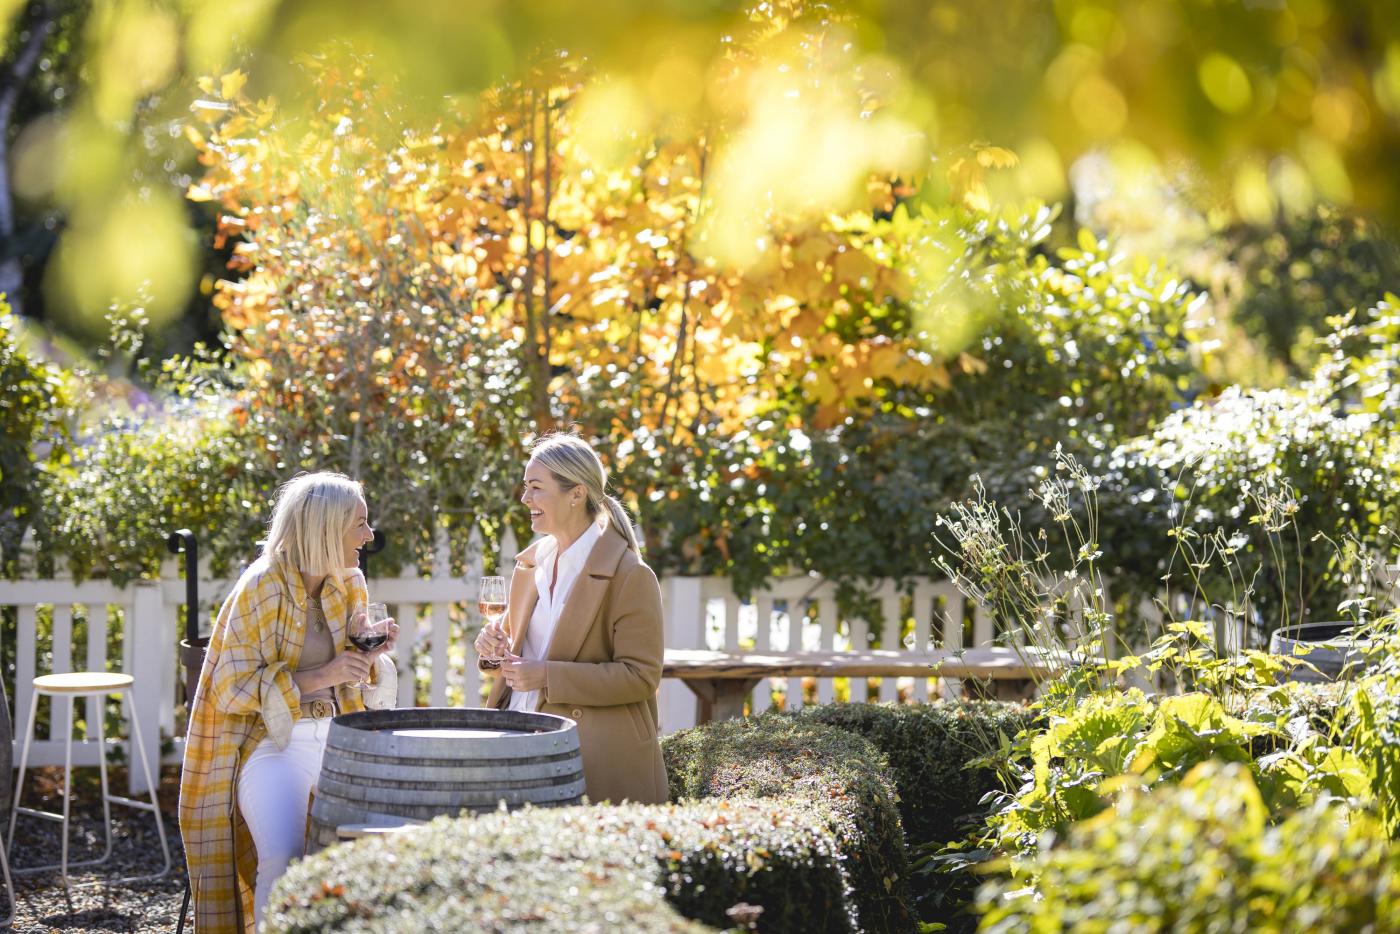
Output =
[{"x1": 662, "y1": 647, "x2": 1063, "y2": 722}]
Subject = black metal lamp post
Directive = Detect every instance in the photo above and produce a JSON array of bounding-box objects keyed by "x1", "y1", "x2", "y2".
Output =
[
  {"x1": 359, "y1": 529, "x2": 386, "y2": 575},
  {"x1": 166, "y1": 530, "x2": 207, "y2": 708},
  {"x1": 166, "y1": 529, "x2": 201, "y2": 934}
]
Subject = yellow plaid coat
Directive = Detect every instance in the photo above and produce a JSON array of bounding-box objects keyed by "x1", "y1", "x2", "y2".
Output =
[{"x1": 178, "y1": 554, "x2": 375, "y2": 934}]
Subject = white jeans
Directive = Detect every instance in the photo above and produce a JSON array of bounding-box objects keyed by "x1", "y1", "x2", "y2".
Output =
[{"x1": 237, "y1": 717, "x2": 331, "y2": 926}]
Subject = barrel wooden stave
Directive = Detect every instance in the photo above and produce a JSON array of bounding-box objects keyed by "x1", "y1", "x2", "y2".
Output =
[
  {"x1": 316, "y1": 774, "x2": 586, "y2": 808},
  {"x1": 321, "y1": 754, "x2": 582, "y2": 784}
]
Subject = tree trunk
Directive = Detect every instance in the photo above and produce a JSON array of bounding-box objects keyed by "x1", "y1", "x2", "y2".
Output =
[
  {"x1": 0, "y1": 135, "x2": 22, "y2": 310},
  {"x1": 0, "y1": 2, "x2": 59, "y2": 317}
]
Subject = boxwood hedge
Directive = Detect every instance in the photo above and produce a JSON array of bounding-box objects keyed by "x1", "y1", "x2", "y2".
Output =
[
  {"x1": 266, "y1": 798, "x2": 849, "y2": 933},
  {"x1": 791, "y1": 701, "x2": 1037, "y2": 848},
  {"x1": 267, "y1": 712, "x2": 920, "y2": 932},
  {"x1": 664, "y1": 714, "x2": 917, "y2": 933},
  {"x1": 789, "y1": 702, "x2": 1035, "y2": 932}
]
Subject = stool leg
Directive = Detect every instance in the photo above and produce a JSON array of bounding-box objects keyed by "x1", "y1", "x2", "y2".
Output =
[
  {"x1": 123, "y1": 691, "x2": 170, "y2": 880},
  {"x1": 6, "y1": 690, "x2": 39, "y2": 857},
  {"x1": 59, "y1": 695, "x2": 74, "y2": 889},
  {"x1": 93, "y1": 694, "x2": 114, "y2": 867}
]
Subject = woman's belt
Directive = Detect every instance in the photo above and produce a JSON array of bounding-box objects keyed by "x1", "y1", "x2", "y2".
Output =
[{"x1": 300, "y1": 698, "x2": 339, "y2": 720}]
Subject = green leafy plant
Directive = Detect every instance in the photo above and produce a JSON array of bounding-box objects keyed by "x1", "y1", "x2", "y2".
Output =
[
  {"x1": 1348, "y1": 617, "x2": 1400, "y2": 838},
  {"x1": 978, "y1": 762, "x2": 1400, "y2": 934},
  {"x1": 0, "y1": 303, "x2": 71, "y2": 574},
  {"x1": 930, "y1": 442, "x2": 1385, "y2": 863}
]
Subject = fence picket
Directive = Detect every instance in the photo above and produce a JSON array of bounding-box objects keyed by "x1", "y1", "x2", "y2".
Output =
[
  {"x1": 87, "y1": 606, "x2": 108, "y2": 675},
  {"x1": 430, "y1": 601, "x2": 451, "y2": 707},
  {"x1": 937, "y1": 584, "x2": 965, "y2": 698},
  {"x1": 878, "y1": 592, "x2": 901, "y2": 703},
  {"x1": 15, "y1": 605, "x2": 37, "y2": 749},
  {"x1": 722, "y1": 596, "x2": 739, "y2": 651},
  {"x1": 395, "y1": 604, "x2": 420, "y2": 708},
  {"x1": 911, "y1": 585, "x2": 933, "y2": 701},
  {"x1": 817, "y1": 598, "x2": 836, "y2": 704},
  {"x1": 51, "y1": 606, "x2": 73, "y2": 741},
  {"x1": 752, "y1": 596, "x2": 774, "y2": 714}
]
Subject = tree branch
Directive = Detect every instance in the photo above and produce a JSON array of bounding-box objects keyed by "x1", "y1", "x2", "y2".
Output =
[{"x1": 0, "y1": 1, "x2": 58, "y2": 132}]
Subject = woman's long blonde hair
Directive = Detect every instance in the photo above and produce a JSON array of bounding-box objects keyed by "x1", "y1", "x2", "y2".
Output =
[
  {"x1": 529, "y1": 434, "x2": 640, "y2": 552},
  {"x1": 264, "y1": 471, "x2": 365, "y2": 577}
]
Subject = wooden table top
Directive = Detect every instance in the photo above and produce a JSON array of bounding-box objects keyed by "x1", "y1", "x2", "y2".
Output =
[{"x1": 661, "y1": 647, "x2": 1071, "y2": 680}]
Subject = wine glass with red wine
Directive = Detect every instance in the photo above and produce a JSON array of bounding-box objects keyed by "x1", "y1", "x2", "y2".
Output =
[{"x1": 349, "y1": 602, "x2": 391, "y2": 688}]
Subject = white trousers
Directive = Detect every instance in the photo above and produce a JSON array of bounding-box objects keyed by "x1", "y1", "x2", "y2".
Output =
[{"x1": 237, "y1": 717, "x2": 331, "y2": 926}]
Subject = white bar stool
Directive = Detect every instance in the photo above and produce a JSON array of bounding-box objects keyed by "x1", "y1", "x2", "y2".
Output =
[{"x1": 6, "y1": 672, "x2": 171, "y2": 887}]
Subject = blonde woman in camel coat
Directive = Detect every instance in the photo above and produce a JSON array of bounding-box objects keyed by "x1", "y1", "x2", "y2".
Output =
[{"x1": 475, "y1": 434, "x2": 668, "y2": 805}]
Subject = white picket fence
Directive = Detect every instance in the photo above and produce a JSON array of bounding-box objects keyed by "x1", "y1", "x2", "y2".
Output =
[
  {"x1": 8, "y1": 524, "x2": 1394, "y2": 796},
  {"x1": 3, "y1": 529, "x2": 1012, "y2": 794},
  {"x1": 659, "y1": 575, "x2": 1003, "y2": 719}
]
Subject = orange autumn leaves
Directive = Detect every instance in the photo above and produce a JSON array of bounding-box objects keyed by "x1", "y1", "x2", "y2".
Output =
[{"x1": 188, "y1": 50, "x2": 980, "y2": 434}]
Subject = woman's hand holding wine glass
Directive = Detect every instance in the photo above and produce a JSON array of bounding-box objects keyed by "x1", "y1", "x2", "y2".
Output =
[
  {"x1": 347, "y1": 602, "x2": 397, "y2": 689},
  {"x1": 475, "y1": 576, "x2": 510, "y2": 664}
]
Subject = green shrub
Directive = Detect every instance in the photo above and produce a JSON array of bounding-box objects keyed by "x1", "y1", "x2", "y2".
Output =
[
  {"x1": 0, "y1": 304, "x2": 70, "y2": 574},
  {"x1": 982, "y1": 636, "x2": 1365, "y2": 859},
  {"x1": 1223, "y1": 205, "x2": 1400, "y2": 378},
  {"x1": 790, "y1": 702, "x2": 1034, "y2": 848},
  {"x1": 39, "y1": 407, "x2": 250, "y2": 584},
  {"x1": 1113, "y1": 383, "x2": 1400, "y2": 632},
  {"x1": 978, "y1": 762, "x2": 1400, "y2": 933},
  {"x1": 1322, "y1": 293, "x2": 1400, "y2": 427},
  {"x1": 1348, "y1": 620, "x2": 1400, "y2": 839},
  {"x1": 266, "y1": 799, "x2": 838, "y2": 933},
  {"x1": 791, "y1": 701, "x2": 1034, "y2": 931},
  {"x1": 664, "y1": 714, "x2": 917, "y2": 933}
]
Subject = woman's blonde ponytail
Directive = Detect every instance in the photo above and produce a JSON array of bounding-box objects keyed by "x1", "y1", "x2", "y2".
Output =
[
  {"x1": 600, "y1": 493, "x2": 641, "y2": 553},
  {"x1": 530, "y1": 433, "x2": 642, "y2": 553}
]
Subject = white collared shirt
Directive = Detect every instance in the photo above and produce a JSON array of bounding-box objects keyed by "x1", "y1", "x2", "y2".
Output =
[{"x1": 508, "y1": 519, "x2": 605, "y2": 712}]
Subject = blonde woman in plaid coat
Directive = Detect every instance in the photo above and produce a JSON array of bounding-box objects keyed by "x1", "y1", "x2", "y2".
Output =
[{"x1": 179, "y1": 473, "x2": 399, "y2": 933}]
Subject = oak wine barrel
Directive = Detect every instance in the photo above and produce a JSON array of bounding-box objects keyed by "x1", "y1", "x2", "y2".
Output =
[
  {"x1": 308, "y1": 707, "x2": 584, "y2": 850},
  {"x1": 1269, "y1": 622, "x2": 1362, "y2": 683}
]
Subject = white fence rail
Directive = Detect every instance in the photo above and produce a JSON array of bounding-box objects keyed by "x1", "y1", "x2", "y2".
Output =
[
  {"x1": 659, "y1": 576, "x2": 995, "y2": 726},
  {"x1": 9, "y1": 528, "x2": 1394, "y2": 795},
  {"x1": 4, "y1": 528, "x2": 1010, "y2": 793},
  {"x1": 4, "y1": 529, "x2": 521, "y2": 795}
]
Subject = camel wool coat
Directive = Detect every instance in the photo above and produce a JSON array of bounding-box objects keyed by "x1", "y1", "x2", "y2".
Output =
[{"x1": 484, "y1": 523, "x2": 669, "y2": 804}]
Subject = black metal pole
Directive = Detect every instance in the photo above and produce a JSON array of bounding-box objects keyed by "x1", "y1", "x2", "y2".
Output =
[
  {"x1": 166, "y1": 530, "x2": 199, "y2": 644},
  {"x1": 165, "y1": 528, "x2": 200, "y2": 934},
  {"x1": 359, "y1": 529, "x2": 386, "y2": 576}
]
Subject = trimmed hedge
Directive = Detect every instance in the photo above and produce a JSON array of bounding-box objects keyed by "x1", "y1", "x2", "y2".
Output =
[
  {"x1": 266, "y1": 799, "x2": 846, "y2": 933},
  {"x1": 789, "y1": 702, "x2": 1035, "y2": 932},
  {"x1": 791, "y1": 702, "x2": 1036, "y2": 848},
  {"x1": 268, "y1": 713, "x2": 913, "y2": 932},
  {"x1": 663, "y1": 714, "x2": 917, "y2": 933}
]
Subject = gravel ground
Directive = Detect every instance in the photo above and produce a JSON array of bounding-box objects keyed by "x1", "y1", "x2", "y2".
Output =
[{"x1": 6, "y1": 766, "x2": 186, "y2": 933}]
